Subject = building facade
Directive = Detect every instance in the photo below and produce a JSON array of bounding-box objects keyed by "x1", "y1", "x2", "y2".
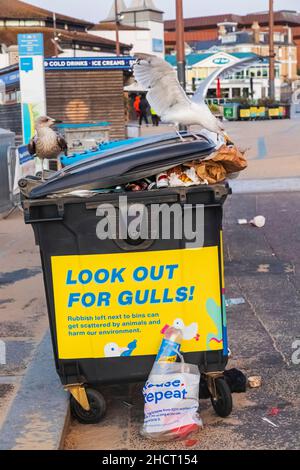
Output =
[
  {"x1": 0, "y1": 0, "x2": 133, "y2": 142},
  {"x1": 166, "y1": 51, "x2": 281, "y2": 101},
  {"x1": 189, "y1": 25, "x2": 298, "y2": 83},
  {"x1": 0, "y1": 0, "x2": 130, "y2": 69},
  {"x1": 91, "y1": 0, "x2": 165, "y2": 57},
  {"x1": 164, "y1": 10, "x2": 300, "y2": 72}
]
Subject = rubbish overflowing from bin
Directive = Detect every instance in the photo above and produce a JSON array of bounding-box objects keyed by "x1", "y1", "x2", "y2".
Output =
[{"x1": 18, "y1": 131, "x2": 247, "y2": 199}]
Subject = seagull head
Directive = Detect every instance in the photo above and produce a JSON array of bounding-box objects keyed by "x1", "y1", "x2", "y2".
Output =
[{"x1": 35, "y1": 116, "x2": 62, "y2": 129}]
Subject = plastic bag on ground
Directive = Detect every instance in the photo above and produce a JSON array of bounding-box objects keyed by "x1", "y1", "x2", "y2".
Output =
[{"x1": 141, "y1": 360, "x2": 202, "y2": 441}]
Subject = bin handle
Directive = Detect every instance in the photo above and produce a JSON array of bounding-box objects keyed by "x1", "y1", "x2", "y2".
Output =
[
  {"x1": 24, "y1": 216, "x2": 64, "y2": 224},
  {"x1": 85, "y1": 194, "x2": 179, "y2": 210},
  {"x1": 113, "y1": 237, "x2": 155, "y2": 251},
  {"x1": 23, "y1": 201, "x2": 64, "y2": 223}
]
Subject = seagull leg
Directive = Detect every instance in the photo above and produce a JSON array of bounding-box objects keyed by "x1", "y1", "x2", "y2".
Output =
[
  {"x1": 190, "y1": 132, "x2": 202, "y2": 141},
  {"x1": 174, "y1": 125, "x2": 185, "y2": 142},
  {"x1": 41, "y1": 159, "x2": 45, "y2": 182},
  {"x1": 191, "y1": 134, "x2": 202, "y2": 140},
  {"x1": 186, "y1": 126, "x2": 202, "y2": 141},
  {"x1": 176, "y1": 130, "x2": 185, "y2": 142}
]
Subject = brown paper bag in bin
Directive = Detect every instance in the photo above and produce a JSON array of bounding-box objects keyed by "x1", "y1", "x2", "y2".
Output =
[
  {"x1": 210, "y1": 145, "x2": 248, "y2": 173},
  {"x1": 195, "y1": 161, "x2": 227, "y2": 184},
  {"x1": 184, "y1": 144, "x2": 247, "y2": 184}
]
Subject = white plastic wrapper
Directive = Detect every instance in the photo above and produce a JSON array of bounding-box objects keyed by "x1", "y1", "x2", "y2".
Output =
[{"x1": 141, "y1": 361, "x2": 202, "y2": 441}]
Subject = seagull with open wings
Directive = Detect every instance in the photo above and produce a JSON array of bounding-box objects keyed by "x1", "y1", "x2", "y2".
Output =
[{"x1": 133, "y1": 54, "x2": 263, "y2": 140}]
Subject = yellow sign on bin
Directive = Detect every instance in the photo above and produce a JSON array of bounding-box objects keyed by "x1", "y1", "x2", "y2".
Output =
[{"x1": 51, "y1": 247, "x2": 223, "y2": 359}]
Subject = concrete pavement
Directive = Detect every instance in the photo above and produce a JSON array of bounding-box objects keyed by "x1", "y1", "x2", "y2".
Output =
[
  {"x1": 0, "y1": 211, "x2": 68, "y2": 449},
  {"x1": 0, "y1": 331, "x2": 69, "y2": 450},
  {"x1": 0, "y1": 210, "x2": 47, "y2": 429}
]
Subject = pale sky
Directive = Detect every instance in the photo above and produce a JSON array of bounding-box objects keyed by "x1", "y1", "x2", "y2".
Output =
[{"x1": 26, "y1": 0, "x2": 300, "y2": 23}]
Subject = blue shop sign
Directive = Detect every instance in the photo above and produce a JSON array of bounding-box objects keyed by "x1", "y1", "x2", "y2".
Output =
[
  {"x1": 212, "y1": 57, "x2": 230, "y2": 65},
  {"x1": 44, "y1": 57, "x2": 135, "y2": 71}
]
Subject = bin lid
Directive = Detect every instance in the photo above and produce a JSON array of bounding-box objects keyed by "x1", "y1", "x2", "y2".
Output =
[{"x1": 27, "y1": 132, "x2": 216, "y2": 199}]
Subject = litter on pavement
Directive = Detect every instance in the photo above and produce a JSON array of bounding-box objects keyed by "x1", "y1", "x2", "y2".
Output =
[
  {"x1": 224, "y1": 368, "x2": 247, "y2": 393},
  {"x1": 268, "y1": 407, "x2": 280, "y2": 416},
  {"x1": 238, "y1": 215, "x2": 266, "y2": 227},
  {"x1": 250, "y1": 215, "x2": 266, "y2": 228},
  {"x1": 225, "y1": 297, "x2": 246, "y2": 307},
  {"x1": 262, "y1": 417, "x2": 279, "y2": 428},
  {"x1": 248, "y1": 376, "x2": 262, "y2": 388},
  {"x1": 141, "y1": 326, "x2": 202, "y2": 441}
]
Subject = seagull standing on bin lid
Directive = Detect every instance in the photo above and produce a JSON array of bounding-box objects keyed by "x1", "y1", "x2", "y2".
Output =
[
  {"x1": 28, "y1": 116, "x2": 68, "y2": 180},
  {"x1": 133, "y1": 54, "x2": 263, "y2": 141}
]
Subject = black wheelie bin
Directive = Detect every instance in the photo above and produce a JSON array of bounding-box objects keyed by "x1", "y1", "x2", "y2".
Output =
[{"x1": 21, "y1": 132, "x2": 232, "y2": 423}]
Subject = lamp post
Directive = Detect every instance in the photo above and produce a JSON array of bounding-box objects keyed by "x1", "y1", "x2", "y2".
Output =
[
  {"x1": 52, "y1": 12, "x2": 59, "y2": 57},
  {"x1": 176, "y1": 0, "x2": 186, "y2": 90},
  {"x1": 269, "y1": 0, "x2": 275, "y2": 99},
  {"x1": 176, "y1": 0, "x2": 186, "y2": 131},
  {"x1": 115, "y1": 0, "x2": 121, "y2": 56}
]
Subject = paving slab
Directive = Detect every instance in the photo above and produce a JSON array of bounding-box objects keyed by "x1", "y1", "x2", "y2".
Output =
[{"x1": 0, "y1": 331, "x2": 69, "y2": 450}]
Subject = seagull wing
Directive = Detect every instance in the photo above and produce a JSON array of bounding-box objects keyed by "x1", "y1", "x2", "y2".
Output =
[
  {"x1": 133, "y1": 54, "x2": 191, "y2": 117},
  {"x1": 192, "y1": 56, "x2": 264, "y2": 105},
  {"x1": 57, "y1": 133, "x2": 68, "y2": 156}
]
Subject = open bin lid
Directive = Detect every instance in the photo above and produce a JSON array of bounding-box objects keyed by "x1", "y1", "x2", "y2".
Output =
[{"x1": 23, "y1": 132, "x2": 216, "y2": 199}]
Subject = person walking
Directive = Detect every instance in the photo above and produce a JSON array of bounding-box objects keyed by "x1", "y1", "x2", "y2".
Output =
[
  {"x1": 133, "y1": 95, "x2": 141, "y2": 121},
  {"x1": 150, "y1": 107, "x2": 160, "y2": 127},
  {"x1": 139, "y1": 95, "x2": 150, "y2": 126}
]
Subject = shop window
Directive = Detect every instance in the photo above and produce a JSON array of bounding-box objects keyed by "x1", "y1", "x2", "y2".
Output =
[
  {"x1": 207, "y1": 89, "x2": 216, "y2": 98},
  {"x1": 232, "y1": 88, "x2": 241, "y2": 97},
  {"x1": 235, "y1": 71, "x2": 244, "y2": 79}
]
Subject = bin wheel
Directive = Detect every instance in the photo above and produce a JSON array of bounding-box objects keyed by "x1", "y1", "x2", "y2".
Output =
[
  {"x1": 70, "y1": 388, "x2": 106, "y2": 424},
  {"x1": 210, "y1": 378, "x2": 232, "y2": 418}
]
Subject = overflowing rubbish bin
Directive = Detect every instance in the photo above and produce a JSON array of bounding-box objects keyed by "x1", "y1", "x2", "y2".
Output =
[{"x1": 21, "y1": 132, "x2": 233, "y2": 424}]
